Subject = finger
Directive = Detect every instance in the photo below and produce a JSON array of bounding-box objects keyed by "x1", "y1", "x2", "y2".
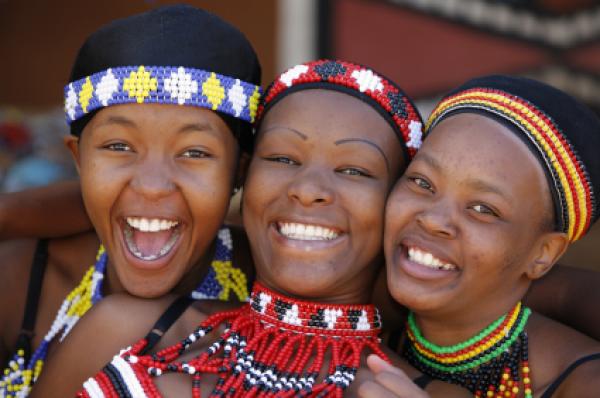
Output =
[
  {"x1": 366, "y1": 354, "x2": 396, "y2": 374},
  {"x1": 357, "y1": 380, "x2": 397, "y2": 398}
]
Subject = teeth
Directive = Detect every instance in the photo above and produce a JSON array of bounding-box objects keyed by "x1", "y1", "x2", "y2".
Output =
[
  {"x1": 278, "y1": 222, "x2": 339, "y2": 241},
  {"x1": 126, "y1": 217, "x2": 179, "y2": 232},
  {"x1": 123, "y1": 220, "x2": 181, "y2": 261},
  {"x1": 408, "y1": 247, "x2": 456, "y2": 271}
]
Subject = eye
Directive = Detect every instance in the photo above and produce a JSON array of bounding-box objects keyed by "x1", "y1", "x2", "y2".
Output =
[
  {"x1": 409, "y1": 176, "x2": 433, "y2": 192},
  {"x1": 264, "y1": 156, "x2": 299, "y2": 166},
  {"x1": 180, "y1": 149, "x2": 211, "y2": 159},
  {"x1": 337, "y1": 167, "x2": 371, "y2": 178},
  {"x1": 470, "y1": 204, "x2": 499, "y2": 217},
  {"x1": 104, "y1": 142, "x2": 132, "y2": 152}
]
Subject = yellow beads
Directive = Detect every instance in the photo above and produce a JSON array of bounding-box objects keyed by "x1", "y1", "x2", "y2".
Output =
[
  {"x1": 203, "y1": 72, "x2": 225, "y2": 110},
  {"x1": 212, "y1": 260, "x2": 248, "y2": 302},
  {"x1": 123, "y1": 66, "x2": 158, "y2": 103}
]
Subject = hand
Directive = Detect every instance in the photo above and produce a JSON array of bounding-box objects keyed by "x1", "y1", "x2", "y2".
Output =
[{"x1": 358, "y1": 355, "x2": 431, "y2": 398}]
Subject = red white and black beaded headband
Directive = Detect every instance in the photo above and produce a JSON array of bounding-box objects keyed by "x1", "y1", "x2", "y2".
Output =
[
  {"x1": 64, "y1": 65, "x2": 262, "y2": 125},
  {"x1": 426, "y1": 88, "x2": 595, "y2": 242},
  {"x1": 256, "y1": 60, "x2": 424, "y2": 159}
]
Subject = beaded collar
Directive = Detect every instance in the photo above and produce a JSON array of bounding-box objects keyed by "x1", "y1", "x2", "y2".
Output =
[
  {"x1": 0, "y1": 226, "x2": 247, "y2": 398},
  {"x1": 77, "y1": 282, "x2": 387, "y2": 398},
  {"x1": 403, "y1": 301, "x2": 533, "y2": 398}
]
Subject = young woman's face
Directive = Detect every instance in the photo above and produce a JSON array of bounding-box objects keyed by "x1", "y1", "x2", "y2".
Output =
[
  {"x1": 242, "y1": 89, "x2": 404, "y2": 302},
  {"x1": 72, "y1": 103, "x2": 238, "y2": 298},
  {"x1": 384, "y1": 113, "x2": 553, "y2": 316}
]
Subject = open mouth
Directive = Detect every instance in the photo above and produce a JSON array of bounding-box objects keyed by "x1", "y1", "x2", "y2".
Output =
[
  {"x1": 407, "y1": 246, "x2": 457, "y2": 271},
  {"x1": 276, "y1": 222, "x2": 340, "y2": 241},
  {"x1": 123, "y1": 217, "x2": 181, "y2": 261}
]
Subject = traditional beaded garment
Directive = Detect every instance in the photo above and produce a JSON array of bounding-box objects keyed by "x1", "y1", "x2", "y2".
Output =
[
  {"x1": 78, "y1": 282, "x2": 386, "y2": 398},
  {"x1": 0, "y1": 227, "x2": 247, "y2": 398},
  {"x1": 403, "y1": 302, "x2": 533, "y2": 398}
]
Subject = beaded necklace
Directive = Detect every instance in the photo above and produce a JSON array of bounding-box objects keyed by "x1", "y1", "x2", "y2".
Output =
[
  {"x1": 403, "y1": 302, "x2": 533, "y2": 398},
  {"x1": 0, "y1": 227, "x2": 246, "y2": 398},
  {"x1": 78, "y1": 282, "x2": 387, "y2": 398}
]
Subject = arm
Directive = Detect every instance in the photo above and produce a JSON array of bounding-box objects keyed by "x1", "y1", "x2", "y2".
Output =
[
  {"x1": 526, "y1": 264, "x2": 600, "y2": 341},
  {"x1": 0, "y1": 180, "x2": 92, "y2": 239}
]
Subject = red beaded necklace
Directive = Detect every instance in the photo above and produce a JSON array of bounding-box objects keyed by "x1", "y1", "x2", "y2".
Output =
[{"x1": 78, "y1": 282, "x2": 387, "y2": 398}]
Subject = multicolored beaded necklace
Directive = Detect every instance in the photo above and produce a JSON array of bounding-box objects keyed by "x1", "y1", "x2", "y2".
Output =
[
  {"x1": 0, "y1": 227, "x2": 247, "y2": 398},
  {"x1": 403, "y1": 302, "x2": 533, "y2": 398},
  {"x1": 78, "y1": 282, "x2": 387, "y2": 398}
]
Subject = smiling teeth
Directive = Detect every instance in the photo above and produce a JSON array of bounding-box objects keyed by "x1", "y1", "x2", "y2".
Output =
[
  {"x1": 126, "y1": 217, "x2": 179, "y2": 232},
  {"x1": 408, "y1": 247, "x2": 456, "y2": 271},
  {"x1": 278, "y1": 222, "x2": 339, "y2": 241}
]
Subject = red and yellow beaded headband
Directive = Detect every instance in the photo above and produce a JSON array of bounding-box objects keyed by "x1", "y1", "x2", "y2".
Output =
[
  {"x1": 256, "y1": 60, "x2": 423, "y2": 159},
  {"x1": 426, "y1": 88, "x2": 594, "y2": 242}
]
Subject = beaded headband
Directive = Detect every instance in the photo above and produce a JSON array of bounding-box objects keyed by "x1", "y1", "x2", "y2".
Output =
[
  {"x1": 426, "y1": 87, "x2": 595, "y2": 242},
  {"x1": 64, "y1": 65, "x2": 262, "y2": 124},
  {"x1": 256, "y1": 59, "x2": 423, "y2": 159}
]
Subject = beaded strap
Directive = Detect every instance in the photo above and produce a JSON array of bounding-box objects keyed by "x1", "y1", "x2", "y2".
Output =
[
  {"x1": 0, "y1": 246, "x2": 107, "y2": 398},
  {"x1": 404, "y1": 302, "x2": 533, "y2": 398},
  {"x1": 65, "y1": 66, "x2": 262, "y2": 124}
]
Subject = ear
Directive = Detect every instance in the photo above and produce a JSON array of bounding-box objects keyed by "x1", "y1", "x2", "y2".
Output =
[
  {"x1": 64, "y1": 135, "x2": 81, "y2": 174},
  {"x1": 526, "y1": 231, "x2": 569, "y2": 280}
]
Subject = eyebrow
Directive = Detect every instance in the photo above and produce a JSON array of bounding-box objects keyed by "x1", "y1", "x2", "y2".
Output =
[
  {"x1": 94, "y1": 115, "x2": 136, "y2": 129},
  {"x1": 415, "y1": 152, "x2": 443, "y2": 172},
  {"x1": 260, "y1": 125, "x2": 308, "y2": 140},
  {"x1": 465, "y1": 178, "x2": 511, "y2": 201},
  {"x1": 176, "y1": 122, "x2": 220, "y2": 138},
  {"x1": 334, "y1": 138, "x2": 390, "y2": 173}
]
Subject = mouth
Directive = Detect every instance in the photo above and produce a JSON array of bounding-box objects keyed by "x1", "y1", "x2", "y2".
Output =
[
  {"x1": 407, "y1": 246, "x2": 457, "y2": 271},
  {"x1": 276, "y1": 221, "x2": 340, "y2": 241},
  {"x1": 122, "y1": 216, "x2": 181, "y2": 261}
]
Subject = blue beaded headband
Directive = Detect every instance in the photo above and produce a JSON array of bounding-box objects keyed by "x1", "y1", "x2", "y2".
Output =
[{"x1": 64, "y1": 65, "x2": 262, "y2": 124}]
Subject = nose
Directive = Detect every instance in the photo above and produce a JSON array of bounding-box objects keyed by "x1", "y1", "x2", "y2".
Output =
[
  {"x1": 130, "y1": 155, "x2": 176, "y2": 200},
  {"x1": 287, "y1": 167, "x2": 334, "y2": 207},
  {"x1": 416, "y1": 199, "x2": 457, "y2": 239}
]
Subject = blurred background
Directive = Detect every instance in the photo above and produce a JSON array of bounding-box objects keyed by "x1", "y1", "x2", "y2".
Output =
[{"x1": 1, "y1": 0, "x2": 599, "y2": 267}]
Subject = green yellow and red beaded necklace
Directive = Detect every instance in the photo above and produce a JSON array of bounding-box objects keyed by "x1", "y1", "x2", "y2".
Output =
[{"x1": 403, "y1": 301, "x2": 533, "y2": 398}]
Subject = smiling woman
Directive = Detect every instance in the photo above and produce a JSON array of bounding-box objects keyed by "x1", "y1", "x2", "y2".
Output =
[
  {"x1": 0, "y1": 5, "x2": 260, "y2": 396},
  {"x1": 384, "y1": 75, "x2": 600, "y2": 397}
]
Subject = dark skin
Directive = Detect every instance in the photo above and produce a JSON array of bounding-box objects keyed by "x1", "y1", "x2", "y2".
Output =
[
  {"x1": 381, "y1": 114, "x2": 600, "y2": 397},
  {"x1": 0, "y1": 103, "x2": 255, "y2": 370},
  {"x1": 31, "y1": 90, "x2": 469, "y2": 397}
]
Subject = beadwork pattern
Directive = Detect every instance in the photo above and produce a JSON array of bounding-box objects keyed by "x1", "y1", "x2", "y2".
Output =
[
  {"x1": 256, "y1": 59, "x2": 424, "y2": 158},
  {"x1": 0, "y1": 246, "x2": 108, "y2": 398},
  {"x1": 65, "y1": 66, "x2": 262, "y2": 124},
  {"x1": 426, "y1": 88, "x2": 595, "y2": 242},
  {"x1": 77, "y1": 282, "x2": 387, "y2": 398},
  {"x1": 404, "y1": 302, "x2": 533, "y2": 398},
  {"x1": 0, "y1": 227, "x2": 247, "y2": 398}
]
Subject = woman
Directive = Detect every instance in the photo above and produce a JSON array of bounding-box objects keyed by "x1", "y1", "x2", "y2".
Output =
[
  {"x1": 381, "y1": 75, "x2": 600, "y2": 397},
  {"x1": 0, "y1": 5, "x2": 259, "y2": 396},
  {"x1": 30, "y1": 60, "x2": 468, "y2": 397}
]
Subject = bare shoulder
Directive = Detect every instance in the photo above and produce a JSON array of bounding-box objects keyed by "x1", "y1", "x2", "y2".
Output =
[
  {"x1": 47, "y1": 231, "x2": 100, "y2": 280},
  {"x1": 528, "y1": 312, "x2": 600, "y2": 396},
  {"x1": 30, "y1": 293, "x2": 180, "y2": 397}
]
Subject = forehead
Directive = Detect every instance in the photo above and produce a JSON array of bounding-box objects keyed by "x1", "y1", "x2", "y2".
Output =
[
  {"x1": 422, "y1": 113, "x2": 549, "y2": 193},
  {"x1": 259, "y1": 89, "x2": 401, "y2": 148},
  {"x1": 85, "y1": 103, "x2": 233, "y2": 136}
]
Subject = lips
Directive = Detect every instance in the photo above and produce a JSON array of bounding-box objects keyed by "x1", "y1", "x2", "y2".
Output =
[{"x1": 122, "y1": 216, "x2": 181, "y2": 261}]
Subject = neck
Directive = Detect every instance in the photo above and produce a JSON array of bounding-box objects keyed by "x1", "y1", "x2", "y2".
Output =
[{"x1": 413, "y1": 288, "x2": 528, "y2": 346}]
